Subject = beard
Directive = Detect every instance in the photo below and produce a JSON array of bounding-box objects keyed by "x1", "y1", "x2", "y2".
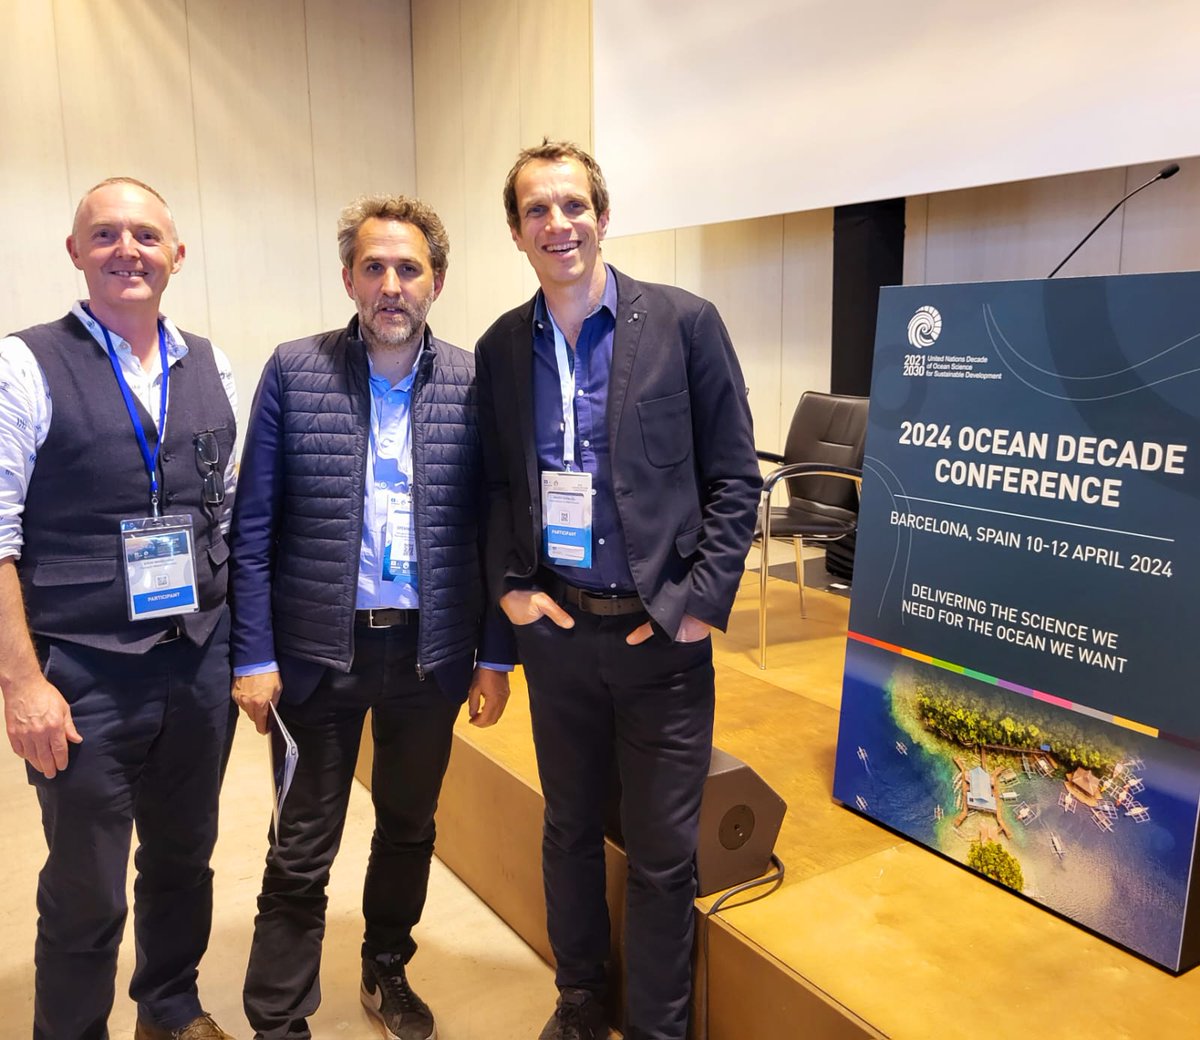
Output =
[{"x1": 360, "y1": 294, "x2": 433, "y2": 350}]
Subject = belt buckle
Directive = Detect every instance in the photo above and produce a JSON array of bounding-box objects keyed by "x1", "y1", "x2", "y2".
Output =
[{"x1": 366, "y1": 609, "x2": 389, "y2": 629}]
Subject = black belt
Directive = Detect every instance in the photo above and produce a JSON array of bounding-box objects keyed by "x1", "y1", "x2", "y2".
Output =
[
  {"x1": 538, "y1": 571, "x2": 645, "y2": 617},
  {"x1": 355, "y1": 608, "x2": 418, "y2": 629}
]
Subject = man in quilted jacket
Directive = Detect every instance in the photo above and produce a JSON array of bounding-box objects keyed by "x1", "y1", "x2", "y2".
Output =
[{"x1": 229, "y1": 194, "x2": 514, "y2": 1040}]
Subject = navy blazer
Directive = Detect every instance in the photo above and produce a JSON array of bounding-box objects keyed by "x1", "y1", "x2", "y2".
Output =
[{"x1": 475, "y1": 267, "x2": 762, "y2": 637}]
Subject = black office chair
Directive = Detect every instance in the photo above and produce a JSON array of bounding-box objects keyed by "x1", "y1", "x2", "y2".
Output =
[{"x1": 756, "y1": 391, "x2": 869, "y2": 668}]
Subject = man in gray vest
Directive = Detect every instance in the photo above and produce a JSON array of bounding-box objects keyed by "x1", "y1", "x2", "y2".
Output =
[
  {"x1": 229, "y1": 194, "x2": 513, "y2": 1040},
  {"x1": 0, "y1": 178, "x2": 239, "y2": 1040}
]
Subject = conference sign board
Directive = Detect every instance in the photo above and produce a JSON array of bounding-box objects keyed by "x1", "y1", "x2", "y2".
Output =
[{"x1": 833, "y1": 272, "x2": 1200, "y2": 971}]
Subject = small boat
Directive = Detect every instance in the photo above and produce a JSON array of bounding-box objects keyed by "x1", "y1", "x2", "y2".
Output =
[
  {"x1": 855, "y1": 795, "x2": 868, "y2": 811},
  {"x1": 934, "y1": 805, "x2": 944, "y2": 820},
  {"x1": 857, "y1": 746, "x2": 869, "y2": 763},
  {"x1": 895, "y1": 741, "x2": 908, "y2": 755},
  {"x1": 1050, "y1": 833, "x2": 1065, "y2": 858}
]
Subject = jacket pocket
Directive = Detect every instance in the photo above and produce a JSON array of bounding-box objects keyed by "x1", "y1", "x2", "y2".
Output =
[
  {"x1": 675, "y1": 523, "x2": 703, "y2": 559},
  {"x1": 637, "y1": 390, "x2": 692, "y2": 468},
  {"x1": 31, "y1": 557, "x2": 118, "y2": 587}
]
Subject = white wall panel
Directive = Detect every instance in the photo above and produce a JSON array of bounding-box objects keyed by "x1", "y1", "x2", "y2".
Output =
[{"x1": 595, "y1": 0, "x2": 1200, "y2": 238}]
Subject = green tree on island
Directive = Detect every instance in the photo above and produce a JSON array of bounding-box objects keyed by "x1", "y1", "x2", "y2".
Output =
[
  {"x1": 967, "y1": 841, "x2": 1024, "y2": 891},
  {"x1": 912, "y1": 689, "x2": 1118, "y2": 775}
]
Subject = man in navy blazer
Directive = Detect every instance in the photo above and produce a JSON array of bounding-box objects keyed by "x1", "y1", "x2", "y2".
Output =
[
  {"x1": 230, "y1": 194, "x2": 513, "y2": 1040},
  {"x1": 476, "y1": 141, "x2": 761, "y2": 1040}
]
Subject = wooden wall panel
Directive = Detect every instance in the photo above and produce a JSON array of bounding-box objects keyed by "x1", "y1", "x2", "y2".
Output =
[
  {"x1": 53, "y1": 0, "x2": 211, "y2": 335},
  {"x1": 304, "y1": 0, "x2": 418, "y2": 332},
  {"x1": 413, "y1": 0, "x2": 596, "y2": 344},
  {"x1": 909, "y1": 158, "x2": 1200, "y2": 287},
  {"x1": 514, "y1": 0, "x2": 593, "y2": 302},
  {"x1": 676, "y1": 218, "x2": 786, "y2": 450},
  {"x1": 459, "y1": 0, "x2": 526, "y2": 340},
  {"x1": 411, "y1": 0, "x2": 471, "y2": 347},
  {"x1": 602, "y1": 230, "x2": 677, "y2": 288},
  {"x1": 186, "y1": 0, "x2": 323, "y2": 414},
  {"x1": 516, "y1": 0, "x2": 592, "y2": 149},
  {"x1": 1118, "y1": 158, "x2": 1200, "y2": 275},
  {"x1": 0, "y1": 3, "x2": 81, "y2": 329},
  {"x1": 780, "y1": 209, "x2": 835, "y2": 443},
  {"x1": 918, "y1": 167, "x2": 1128, "y2": 285}
]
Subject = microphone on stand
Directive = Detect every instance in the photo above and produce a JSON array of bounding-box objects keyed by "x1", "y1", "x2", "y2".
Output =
[{"x1": 1047, "y1": 162, "x2": 1181, "y2": 278}]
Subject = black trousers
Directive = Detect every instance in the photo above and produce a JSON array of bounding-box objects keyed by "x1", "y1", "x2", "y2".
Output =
[
  {"x1": 514, "y1": 608, "x2": 715, "y2": 1040},
  {"x1": 29, "y1": 611, "x2": 236, "y2": 1040},
  {"x1": 242, "y1": 623, "x2": 460, "y2": 1040}
]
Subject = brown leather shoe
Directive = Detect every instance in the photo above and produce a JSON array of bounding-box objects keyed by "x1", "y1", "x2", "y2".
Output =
[{"x1": 133, "y1": 1013, "x2": 235, "y2": 1040}]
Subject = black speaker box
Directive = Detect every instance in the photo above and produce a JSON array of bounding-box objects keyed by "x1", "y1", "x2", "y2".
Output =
[
  {"x1": 696, "y1": 747, "x2": 787, "y2": 896},
  {"x1": 605, "y1": 746, "x2": 787, "y2": 897}
]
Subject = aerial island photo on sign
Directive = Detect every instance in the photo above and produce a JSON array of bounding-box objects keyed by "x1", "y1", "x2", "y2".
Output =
[{"x1": 833, "y1": 272, "x2": 1200, "y2": 971}]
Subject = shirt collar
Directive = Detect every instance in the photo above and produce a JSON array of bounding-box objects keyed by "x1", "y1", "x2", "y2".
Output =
[
  {"x1": 72, "y1": 300, "x2": 189, "y2": 360},
  {"x1": 533, "y1": 264, "x2": 617, "y2": 333},
  {"x1": 367, "y1": 340, "x2": 424, "y2": 394}
]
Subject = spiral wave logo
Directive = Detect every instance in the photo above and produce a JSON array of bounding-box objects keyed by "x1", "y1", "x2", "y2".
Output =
[{"x1": 907, "y1": 305, "x2": 942, "y2": 348}]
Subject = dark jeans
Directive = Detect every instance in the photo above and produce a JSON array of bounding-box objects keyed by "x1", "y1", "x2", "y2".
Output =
[
  {"x1": 242, "y1": 623, "x2": 460, "y2": 1040},
  {"x1": 29, "y1": 611, "x2": 236, "y2": 1040},
  {"x1": 514, "y1": 609, "x2": 715, "y2": 1040}
]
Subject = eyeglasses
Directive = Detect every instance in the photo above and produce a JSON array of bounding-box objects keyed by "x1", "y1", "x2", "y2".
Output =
[{"x1": 195, "y1": 431, "x2": 225, "y2": 507}]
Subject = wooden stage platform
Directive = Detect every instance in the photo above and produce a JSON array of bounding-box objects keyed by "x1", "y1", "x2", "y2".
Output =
[{"x1": 359, "y1": 572, "x2": 1200, "y2": 1038}]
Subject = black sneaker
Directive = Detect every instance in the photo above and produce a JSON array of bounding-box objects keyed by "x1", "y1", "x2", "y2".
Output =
[
  {"x1": 537, "y1": 988, "x2": 608, "y2": 1040},
  {"x1": 360, "y1": 956, "x2": 437, "y2": 1040}
]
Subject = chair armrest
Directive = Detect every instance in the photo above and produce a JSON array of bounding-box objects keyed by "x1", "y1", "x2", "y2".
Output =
[
  {"x1": 756, "y1": 449, "x2": 785, "y2": 464},
  {"x1": 761, "y1": 463, "x2": 862, "y2": 497}
]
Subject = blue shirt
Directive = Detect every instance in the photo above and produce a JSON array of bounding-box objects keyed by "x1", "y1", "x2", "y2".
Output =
[
  {"x1": 358, "y1": 349, "x2": 420, "y2": 609},
  {"x1": 532, "y1": 266, "x2": 635, "y2": 594}
]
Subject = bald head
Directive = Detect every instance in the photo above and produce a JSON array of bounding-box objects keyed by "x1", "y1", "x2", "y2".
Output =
[{"x1": 72, "y1": 177, "x2": 179, "y2": 246}]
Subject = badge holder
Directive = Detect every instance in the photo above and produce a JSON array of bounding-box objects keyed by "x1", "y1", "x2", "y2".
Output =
[
  {"x1": 541, "y1": 470, "x2": 593, "y2": 567},
  {"x1": 381, "y1": 489, "x2": 418, "y2": 587},
  {"x1": 120, "y1": 515, "x2": 201, "y2": 621}
]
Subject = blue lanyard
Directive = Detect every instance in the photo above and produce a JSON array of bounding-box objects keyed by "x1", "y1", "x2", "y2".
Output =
[{"x1": 93, "y1": 314, "x2": 171, "y2": 518}]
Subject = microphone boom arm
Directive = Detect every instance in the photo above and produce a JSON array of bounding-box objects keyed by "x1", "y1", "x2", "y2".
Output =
[{"x1": 1048, "y1": 163, "x2": 1180, "y2": 278}]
